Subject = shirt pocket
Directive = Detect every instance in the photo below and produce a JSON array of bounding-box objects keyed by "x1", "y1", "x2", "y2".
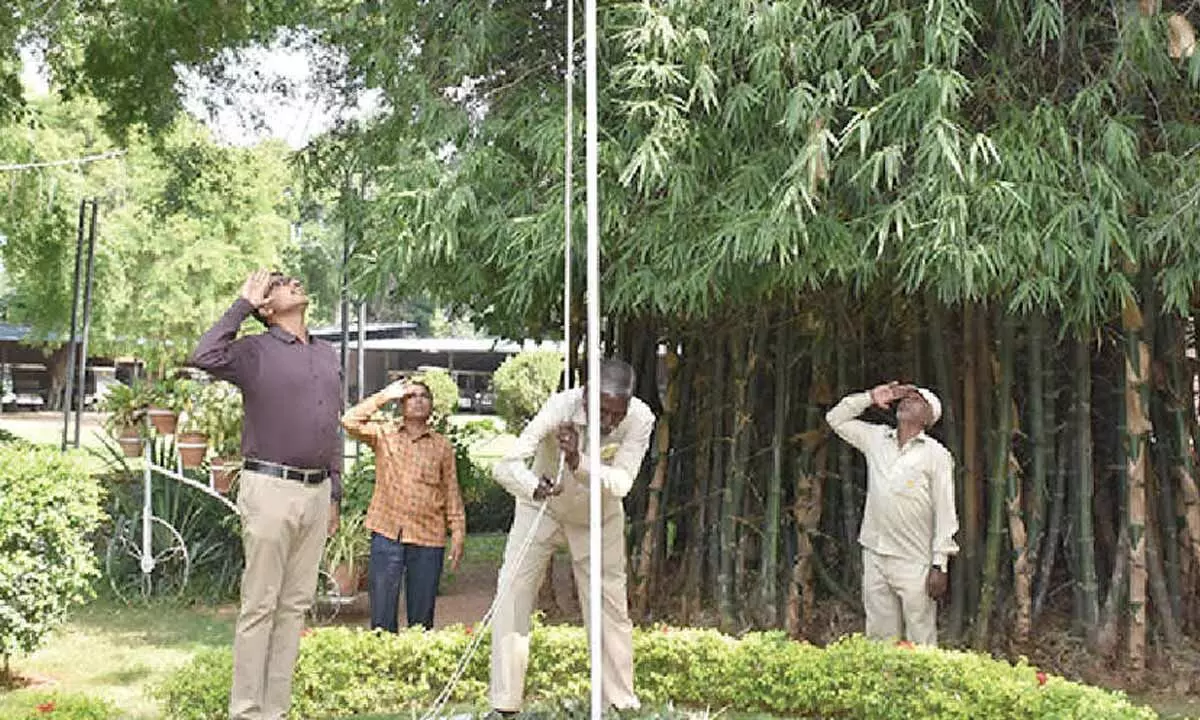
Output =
[{"x1": 413, "y1": 462, "x2": 446, "y2": 511}]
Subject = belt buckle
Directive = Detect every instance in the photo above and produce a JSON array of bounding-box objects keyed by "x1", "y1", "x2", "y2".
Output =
[{"x1": 296, "y1": 468, "x2": 323, "y2": 484}]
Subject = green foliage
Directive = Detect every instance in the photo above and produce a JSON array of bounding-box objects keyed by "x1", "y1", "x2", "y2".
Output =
[
  {"x1": 183, "y1": 380, "x2": 243, "y2": 457},
  {"x1": 97, "y1": 380, "x2": 152, "y2": 434},
  {"x1": 324, "y1": 505, "x2": 369, "y2": 578},
  {"x1": 492, "y1": 351, "x2": 564, "y2": 433},
  {"x1": 341, "y1": 449, "x2": 376, "y2": 521},
  {"x1": 445, "y1": 421, "x2": 512, "y2": 533},
  {"x1": 0, "y1": 96, "x2": 295, "y2": 366},
  {"x1": 0, "y1": 446, "x2": 105, "y2": 663},
  {"x1": 8, "y1": 691, "x2": 118, "y2": 720},
  {"x1": 410, "y1": 367, "x2": 460, "y2": 423},
  {"x1": 150, "y1": 376, "x2": 201, "y2": 414},
  {"x1": 156, "y1": 625, "x2": 1157, "y2": 720}
]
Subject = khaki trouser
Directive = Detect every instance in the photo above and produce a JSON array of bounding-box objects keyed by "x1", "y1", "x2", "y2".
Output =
[
  {"x1": 862, "y1": 547, "x2": 938, "y2": 646},
  {"x1": 490, "y1": 500, "x2": 638, "y2": 712},
  {"x1": 229, "y1": 470, "x2": 330, "y2": 720}
]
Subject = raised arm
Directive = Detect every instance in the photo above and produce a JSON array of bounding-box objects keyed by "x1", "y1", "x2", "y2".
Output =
[
  {"x1": 494, "y1": 391, "x2": 574, "y2": 501},
  {"x1": 188, "y1": 271, "x2": 272, "y2": 384}
]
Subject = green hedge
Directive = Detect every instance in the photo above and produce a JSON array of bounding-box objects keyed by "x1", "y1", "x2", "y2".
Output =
[
  {"x1": 155, "y1": 624, "x2": 1155, "y2": 719},
  {"x1": 0, "y1": 445, "x2": 106, "y2": 663},
  {"x1": 7, "y1": 691, "x2": 118, "y2": 720}
]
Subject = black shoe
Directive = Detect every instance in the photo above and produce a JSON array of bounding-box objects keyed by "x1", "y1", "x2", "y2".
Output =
[{"x1": 486, "y1": 710, "x2": 518, "y2": 720}]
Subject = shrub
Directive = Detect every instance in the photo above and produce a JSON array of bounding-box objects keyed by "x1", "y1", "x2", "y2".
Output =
[
  {"x1": 9, "y1": 691, "x2": 118, "y2": 720},
  {"x1": 410, "y1": 367, "x2": 460, "y2": 422},
  {"x1": 155, "y1": 624, "x2": 1157, "y2": 720},
  {"x1": 492, "y1": 351, "x2": 564, "y2": 433},
  {"x1": 0, "y1": 447, "x2": 105, "y2": 670}
]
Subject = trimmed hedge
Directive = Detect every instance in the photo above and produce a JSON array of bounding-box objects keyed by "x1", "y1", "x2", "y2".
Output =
[
  {"x1": 155, "y1": 624, "x2": 1156, "y2": 719},
  {"x1": 0, "y1": 446, "x2": 106, "y2": 663}
]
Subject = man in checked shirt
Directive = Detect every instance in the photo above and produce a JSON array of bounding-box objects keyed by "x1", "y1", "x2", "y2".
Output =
[
  {"x1": 826, "y1": 381, "x2": 959, "y2": 646},
  {"x1": 342, "y1": 378, "x2": 466, "y2": 631}
]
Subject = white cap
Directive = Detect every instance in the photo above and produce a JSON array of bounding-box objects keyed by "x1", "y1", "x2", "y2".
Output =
[{"x1": 916, "y1": 387, "x2": 942, "y2": 426}]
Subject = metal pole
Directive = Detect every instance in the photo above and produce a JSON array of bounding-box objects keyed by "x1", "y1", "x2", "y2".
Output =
[
  {"x1": 563, "y1": 0, "x2": 574, "y2": 391},
  {"x1": 585, "y1": 0, "x2": 603, "y2": 714},
  {"x1": 74, "y1": 199, "x2": 99, "y2": 448},
  {"x1": 340, "y1": 199, "x2": 351, "y2": 409},
  {"x1": 61, "y1": 199, "x2": 87, "y2": 451},
  {"x1": 356, "y1": 299, "x2": 366, "y2": 462}
]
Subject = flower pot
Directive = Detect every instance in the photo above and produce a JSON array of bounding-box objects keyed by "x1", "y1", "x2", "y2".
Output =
[
  {"x1": 117, "y1": 427, "x2": 144, "y2": 458},
  {"x1": 147, "y1": 407, "x2": 179, "y2": 435},
  {"x1": 331, "y1": 563, "x2": 362, "y2": 597},
  {"x1": 210, "y1": 456, "x2": 241, "y2": 494},
  {"x1": 177, "y1": 432, "x2": 209, "y2": 468}
]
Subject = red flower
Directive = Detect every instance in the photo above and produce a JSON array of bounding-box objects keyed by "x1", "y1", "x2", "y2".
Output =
[
  {"x1": 896, "y1": 640, "x2": 914, "y2": 649},
  {"x1": 662, "y1": 626, "x2": 671, "y2": 634},
  {"x1": 301, "y1": 627, "x2": 313, "y2": 637},
  {"x1": 465, "y1": 625, "x2": 474, "y2": 636},
  {"x1": 36, "y1": 701, "x2": 56, "y2": 714},
  {"x1": 1036, "y1": 672, "x2": 1048, "y2": 686}
]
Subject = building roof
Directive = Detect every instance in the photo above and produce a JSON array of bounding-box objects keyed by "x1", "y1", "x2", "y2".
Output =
[
  {"x1": 309, "y1": 321, "x2": 418, "y2": 341},
  {"x1": 339, "y1": 337, "x2": 564, "y2": 354}
]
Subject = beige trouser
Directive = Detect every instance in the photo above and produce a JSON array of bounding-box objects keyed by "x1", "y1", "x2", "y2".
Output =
[
  {"x1": 490, "y1": 500, "x2": 638, "y2": 712},
  {"x1": 229, "y1": 470, "x2": 330, "y2": 720},
  {"x1": 862, "y1": 547, "x2": 937, "y2": 646}
]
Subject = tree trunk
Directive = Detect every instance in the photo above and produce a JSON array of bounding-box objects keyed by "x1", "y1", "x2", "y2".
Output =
[
  {"x1": 708, "y1": 332, "x2": 727, "y2": 610},
  {"x1": 1145, "y1": 464, "x2": 1184, "y2": 648},
  {"x1": 1034, "y1": 412, "x2": 1068, "y2": 622},
  {"x1": 928, "y1": 299, "x2": 964, "y2": 641},
  {"x1": 1074, "y1": 335, "x2": 1102, "y2": 631},
  {"x1": 839, "y1": 339, "x2": 861, "y2": 588},
  {"x1": 1122, "y1": 293, "x2": 1150, "y2": 673},
  {"x1": 683, "y1": 338, "x2": 712, "y2": 621},
  {"x1": 962, "y1": 304, "x2": 983, "y2": 624},
  {"x1": 760, "y1": 319, "x2": 789, "y2": 627},
  {"x1": 977, "y1": 313, "x2": 1014, "y2": 650},
  {"x1": 718, "y1": 327, "x2": 748, "y2": 630},
  {"x1": 1095, "y1": 526, "x2": 1130, "y2": 658},
  {"x1": 632, "y1": 345, "x2": 678, "y2": 618},
  {"x1": 1026, "y1": 314, "x2": 1049, "y2": 613},
  {"x1": 788, "y1": 356, "x2": 828, "y2": 639},
  {"x1": 1168, "y1": 317, "x2": 1200, "y2": 612}
]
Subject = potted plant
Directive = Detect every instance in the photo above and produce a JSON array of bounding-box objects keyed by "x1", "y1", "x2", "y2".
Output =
[
  {"x1": 173, "y1": 379, "x2": 209, "y2": 469},
  {"x1": 98, "y1": 381, "x2": 151, "y2": 457},
  {"x1": 324, "y1": 509, "x2": 369, "y2": 597},
  {"x1": 199, "y1": 381, "x2": 243, "y2": 493},
  {"x1": 147, "y1": 376, "x2": 200, "y2": 435}
]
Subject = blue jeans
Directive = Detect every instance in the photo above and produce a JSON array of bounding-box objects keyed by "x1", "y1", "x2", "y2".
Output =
[{"x1": 368, "y1": 532, "x2": 445, "y2": 631}]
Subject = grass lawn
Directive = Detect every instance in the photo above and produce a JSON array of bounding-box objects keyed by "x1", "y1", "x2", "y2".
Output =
[{"x1": 0, "y1": 600, "x2": 235, "y2": 719}]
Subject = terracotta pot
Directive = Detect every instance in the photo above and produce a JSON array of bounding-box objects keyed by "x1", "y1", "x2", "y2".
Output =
[
  {"x1": 176, "y1": 432, "x2": 208, "y2": 468},
  {"x1": 117, "y1": 427, "x2": 144, "y2": 458},
  {"x1": 209, "y1": 457, "x2": 241, "y2": 494},
  {"x1": 331, "y1": 563, "x2": 361, "y2": 597},
  {"x1": 146, "y1": 407, "x2": 179, "y2": 435}
]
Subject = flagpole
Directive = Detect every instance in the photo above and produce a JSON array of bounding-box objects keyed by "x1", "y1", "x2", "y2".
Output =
[{"x1": 584, "y1": 0, "x2": 603, "y2": 716}]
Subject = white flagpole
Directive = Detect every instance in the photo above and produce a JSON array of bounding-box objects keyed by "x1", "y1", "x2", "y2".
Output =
[
  {"x1": 584, "y1": 0, "x2": 603, "y2": 715},
  {"x1": 563, "y1": 0, "x2": 574, "y2": 390}
]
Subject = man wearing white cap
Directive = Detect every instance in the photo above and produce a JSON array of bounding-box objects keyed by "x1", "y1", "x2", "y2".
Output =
[{"x1": 825, "y1": 381, "x2": 959, "y2": 646}]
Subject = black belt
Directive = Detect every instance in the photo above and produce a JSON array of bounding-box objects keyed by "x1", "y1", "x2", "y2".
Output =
[{"x1": 243, "y1": 459, "x2": 329, "y2": 485}]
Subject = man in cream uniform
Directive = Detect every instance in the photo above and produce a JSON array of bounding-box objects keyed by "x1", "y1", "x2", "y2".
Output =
[
  {"x1": 490, "y1": 358, "x2": 655, "y2": 716},
  {"x1": 825, "y1": 381, "x2": 959, "y2": 646}
]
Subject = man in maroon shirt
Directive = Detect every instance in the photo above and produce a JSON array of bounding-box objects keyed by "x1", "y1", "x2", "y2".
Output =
[{"x1": 190, "y1": 269, "x2": 342, "y2": 720}]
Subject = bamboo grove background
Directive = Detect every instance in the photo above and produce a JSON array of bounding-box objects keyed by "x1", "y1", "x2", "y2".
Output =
[{"x1": 289, "y1": 0, "x2": 1200, "y2": 677}]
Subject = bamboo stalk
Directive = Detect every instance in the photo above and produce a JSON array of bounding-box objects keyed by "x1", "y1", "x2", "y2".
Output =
[
  {"x1": 1122, "y1": 292, "x2": 1150, "y2": 672},
  {"x1": 1145, "y1": 464, "x2": 1184, "y2": 648},
  {"x1": 718, "y1": 326, "x2": 748, "y2": 629},
  {"x1": 788, "y1": 356, "x2": 827, "y2": 639},
  {"x1": 976, "y1": 313, "x2": 1014, "y2": 650},
  {"x1": 962, "y1": 304, "x2": 983, "y2": 620},
  {"x1": 1074, "y1": 334, "x2": 1102, "y2": 631},
  {"x1": 632, "y1": 345, "x2": 678, "y2": 618},
  {"x1": 708, "y1": 331, "x2": 727, "y2": 610},
  {"x1": 928, "y1": 299, "x2": 964, "y2": 640},
  {"x1": 1034, "y1": 405, "x2": 1068, "y2": 622},
  {"x1": 684, "y1": 336, "x2": 712, "y2": 622},
  {"x1": 1027, "y1": 314, "x2": 1049, "y2": 602},
  {"x1": 761, "y1": 318, "x2": 789, "y2": 627}
]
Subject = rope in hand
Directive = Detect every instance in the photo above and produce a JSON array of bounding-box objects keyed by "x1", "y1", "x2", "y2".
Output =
[{"x1": 418, "y1": 455, "x2": 566, "y2": 720}]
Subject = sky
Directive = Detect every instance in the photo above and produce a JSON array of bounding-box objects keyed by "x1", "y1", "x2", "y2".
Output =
[{"x1": 19, "y1": 40, "x2": 378, "y2": 150}]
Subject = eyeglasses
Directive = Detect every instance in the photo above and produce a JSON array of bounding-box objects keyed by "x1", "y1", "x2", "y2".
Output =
[{"x1": 267, "y1": 273, "x2": 302, "y2": 291}]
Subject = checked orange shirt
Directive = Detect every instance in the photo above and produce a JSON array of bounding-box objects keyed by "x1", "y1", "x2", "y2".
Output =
[{"x1": 341, "y1": 393, "x2": 466, "y2": 547}]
